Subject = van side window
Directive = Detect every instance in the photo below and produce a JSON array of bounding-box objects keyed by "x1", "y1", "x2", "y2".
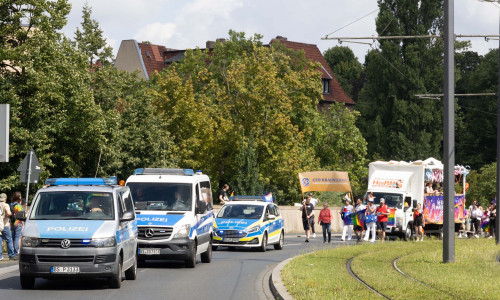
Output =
[
  {"x1": 195, "y1": 183, "x2": 207, "y2": 214},
  {"x1": 199, "y1": 181, "x2": 213, "y2": 211},
  {"x1": 117, "y1": 193, "x2": 125, "y2": 218},
  {"x1": 273, "y1": 205, "x2": 280, "y2": 216},
  {"x1": 121, "y1": 190, "x2": 134, "y2": 212}
]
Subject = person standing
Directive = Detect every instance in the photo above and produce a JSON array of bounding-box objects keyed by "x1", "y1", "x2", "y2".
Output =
[
  {"x1": 318, "y1": 202, "x2": 332, "y2": 243},
  {"x1": 341, "y1": 198, "x2": 353, "y2": 241},
  {"x1": 490, "y1": 203, "x2": 496, "y2": 238},
  {"x1": 300, "y1": 195, "x2": 314, "y2": 242},
  {"x1": 471, "y1": 202, "x2": 482, "y2": 238},
  {"x1": 0, "y1": 193, "x2": 16, "y2": 260},
  {"x1": 218, "y1": 184, "x2": 230, "y2": 205},
  {"x1": 10, "y1": 192, "x2": 23, "y2": 254},
  {"x1": 413, "y1": 203, "x2": 425, "y2": 242},
  {"x1": 308, "y1": 193, "x2": 318, "y2": 238},
  {"x1": 354, "y1": 198, "x2": 366, "y2": 242},
  {"x1": 363, "y1": 198, "x2": 377, "y2": 242},
  {"x1": 376, "y1": 198, "x2": 390, "y2": 243}
]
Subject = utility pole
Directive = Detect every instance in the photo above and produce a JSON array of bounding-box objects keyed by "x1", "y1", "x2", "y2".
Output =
[{"x1": 443, "y1": 0, "x2": 455, "y2": 263}]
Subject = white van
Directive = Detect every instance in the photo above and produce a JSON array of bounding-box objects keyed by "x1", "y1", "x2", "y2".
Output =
[{"x1": 126, "y1": 168, "x2": 213, "y2": 268}]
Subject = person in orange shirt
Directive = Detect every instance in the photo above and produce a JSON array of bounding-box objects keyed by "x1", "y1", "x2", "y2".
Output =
[
  {"x1": 318, "y1": 202, "x2": 332, "y2": 243},
  {"x1": 413, "y1": 203, "x2": 425, "y2": 241},
  {"x1": 376, "y1": 198, "x2": 390, "y2": 243}
]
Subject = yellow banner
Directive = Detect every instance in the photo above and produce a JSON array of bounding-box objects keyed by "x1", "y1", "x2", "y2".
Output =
[{"x1": 298, "y1": 171, "x2": 351, "y2": 193}]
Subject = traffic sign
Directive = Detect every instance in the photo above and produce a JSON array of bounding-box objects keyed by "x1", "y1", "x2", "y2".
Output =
[{"x1": 18, "y1": 149, "x2": 42, "y2": 183}]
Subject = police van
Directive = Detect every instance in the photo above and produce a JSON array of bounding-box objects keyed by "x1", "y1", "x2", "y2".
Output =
[
  {"x1": 17, "y1": 177, "x2": 138, "y2": 289},
  {"x1": 212, "y1": 196, "x2": 284, "y2": 251},
  {"x1": 125, "y1": 168, "x2": 213, "y2": 268}
]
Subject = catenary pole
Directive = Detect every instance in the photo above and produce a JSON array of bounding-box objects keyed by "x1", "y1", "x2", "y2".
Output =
[
  {"x1": 497, "y1": 3, "x2": 500, "y2": 245},
  {"x1": 443, "y1": 0, "x2": 455, "y2": 263}
]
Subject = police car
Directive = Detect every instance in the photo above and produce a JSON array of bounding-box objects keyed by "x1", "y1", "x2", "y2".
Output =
[
  {"x1": 126, "y1": 168, "x2": 213, "y2": 268},
  {"x1": 212, "y1": 196, "x2": 284, "y2": 252},
  {"x1": 17, "y1": 178, "x2": 138, "y2": 289}
]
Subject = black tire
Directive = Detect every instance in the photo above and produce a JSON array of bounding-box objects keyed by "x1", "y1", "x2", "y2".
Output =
[
  {"x1": 185, "y1": 242, "x2": 197, "y2": 268},
  {"x1": 212, "y1": 245, "x2": 218, "y2": 251},
  {"x1": 20, "y1": 275, "x2": 35, "y2": 289},
  {"x1": 124, "y1": 254, "x2": 137, "y2": 280},
  {"x1": 259, "y1": 233, "x2": 268, "y2": 252},
  {"x1": 201, "y1": 239, "x2": 212, "y2": 263},
  {"x1": 109, "y1": 258, "x2": 122, "y2": 289},
  {"x1": 274, "y1": 231, "x2": 284, "y2": 250},
  {"x1": 404, "y1": 225, "x2": 413, "y2": 241}
]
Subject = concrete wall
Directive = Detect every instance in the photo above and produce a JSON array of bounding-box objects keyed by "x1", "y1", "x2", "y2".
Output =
[{"x1": 213, "y1": 205, "x2": 343, "y2": 234}]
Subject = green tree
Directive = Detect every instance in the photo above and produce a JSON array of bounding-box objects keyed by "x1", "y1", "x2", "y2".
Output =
[
  {"x1": 356, "y1": 0, "x2": 447, "y2": 161},
  {"x1": 465, "y1": 162, "x2": 496, "y2": 208},
  {"x1": 323, "y1": 46, "x2": 363, "y2": 98},
  {"x1": 74, "y1": 3, "x2": 113, "y2": 68}
]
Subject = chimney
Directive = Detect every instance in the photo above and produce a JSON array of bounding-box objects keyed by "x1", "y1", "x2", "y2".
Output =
[
  {"x1": 216, "y1": 38, "x2": 226, "y2": 44},
  {"x1": 276, "y1": 36, "x2": 287, "y2": 42},
  {"x1": 206, "y1": 40, "x2": 216, "y2": 49}
]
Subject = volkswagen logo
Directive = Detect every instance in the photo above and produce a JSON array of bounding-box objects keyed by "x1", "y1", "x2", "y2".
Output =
[
  {"x1": 145, "y1": 228, "x2": 154, "y2": 238},
  {"x1": 60, "y1": 239, "x2": 71, "y2": 249}
]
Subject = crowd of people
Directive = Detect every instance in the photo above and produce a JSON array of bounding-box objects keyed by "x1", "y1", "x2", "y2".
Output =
[
  {"x1": 465, "y1": 200, "x2": 496, "y2": 238},
  {"x1": 0, "y1": 191, "x2": 25, "y2": 261}
]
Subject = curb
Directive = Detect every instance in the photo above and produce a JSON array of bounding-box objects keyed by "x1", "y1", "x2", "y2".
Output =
[
  {"x1": 0, "y1": 265, "x2": 18, "y2": 276},
  {"x1": 269, "y1": 256, "x2": 294, "y2": 300}
]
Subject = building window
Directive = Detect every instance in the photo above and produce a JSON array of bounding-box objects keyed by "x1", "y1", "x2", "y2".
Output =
[{"x1": 322, "y1": 79, "x2": 330, "y2": 94}]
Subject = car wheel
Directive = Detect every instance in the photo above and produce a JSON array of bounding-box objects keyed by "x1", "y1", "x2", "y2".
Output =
[
  {"x1": 259, "y1": 233, "x2": 268, "y2": 252},
  {"x1": 274, "y1": 231, "x2": 284, "y2": 250},
  {"x1": 109, "y1": 258, "x2": 122, "y2": 289},
  {"x1": 185, "y1": 242, "x2": 197, "y2": 268},
  {"x1": 201, "y1": 239, "x2": 212, "y2": 263},
  {"x1": 20, "y1": 275, "x2": 35, "y2": 289},
  {"x1": 125, "y1": 254, "x2": 137, "y2": 280}
]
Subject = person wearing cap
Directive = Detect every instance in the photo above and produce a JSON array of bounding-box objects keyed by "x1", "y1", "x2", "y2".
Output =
[
  {"x1": 376, "y1": 198, "x2": 390, "y2": 243},
  {"x1": 0, "y1": 193, "x2": 16, "y2": 260},
  {"x1": 363, "y1": 198, "x2": 377, "y2": 242},
  {"x1": 307, "y1": 193, "x2": 318, "y2": 238},
  {"x1": 340, "y1": 197, "x2": 354, "y2": 241}
]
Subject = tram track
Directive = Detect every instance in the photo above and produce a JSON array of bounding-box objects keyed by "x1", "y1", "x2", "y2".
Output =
[{"x1": 346, "y1": 256, "x2": 391, "y2": 300}]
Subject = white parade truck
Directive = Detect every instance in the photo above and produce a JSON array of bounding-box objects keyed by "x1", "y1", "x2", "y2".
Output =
[{"x1": 363, "y1": 158, "x2": 467, "y2": 240}]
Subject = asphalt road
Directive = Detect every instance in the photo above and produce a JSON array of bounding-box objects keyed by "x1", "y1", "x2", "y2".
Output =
[{"x1": 0, "y1": 235, "x2": 350, "y2": 300}]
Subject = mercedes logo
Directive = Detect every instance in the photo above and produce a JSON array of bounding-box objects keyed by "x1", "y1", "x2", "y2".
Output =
[
  {"x1": 145, "y1": 228, "x2": 154, "y2": 238},
  {"x1": 61, "y1": 239, "x2": 71, "y2": 249}
]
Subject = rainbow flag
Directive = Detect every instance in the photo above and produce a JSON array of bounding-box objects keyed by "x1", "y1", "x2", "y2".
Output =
[
  {"x1": 387, "y1": 208, "x2": 396, "y2": 226},
  {"x1": 481, "y1": 221, "x2": 490, "y2": 233},
  {"x1": 352, "y1": 209, "x2": 366, "y2": 229},
  {"x1": 263, "y1": 192, "x2": 273, "y2": 202}
]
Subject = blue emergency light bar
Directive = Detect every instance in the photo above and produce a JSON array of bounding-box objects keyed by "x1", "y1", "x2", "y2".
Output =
[
  {"x1": 230, "y1": 196, "x2": 266, "y2": 201},
  {"x1": 133, "y1": 168, "x2": 196, "y2": 176},
  {"x1": 45, "y1": 177, "x2": 117, "y2": 186}
]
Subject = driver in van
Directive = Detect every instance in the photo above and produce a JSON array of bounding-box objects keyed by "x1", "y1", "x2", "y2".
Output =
[
  {"x1": 172, "y1": 190, "x2": 189, "y2": 211},
  {"x1": 88, "y1": 196, "x2": 104, "y2": 213}
]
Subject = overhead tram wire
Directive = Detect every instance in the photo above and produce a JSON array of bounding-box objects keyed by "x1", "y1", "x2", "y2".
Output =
[{"x1": 324, "y1": 8, "x2": 379, "y2": 38}]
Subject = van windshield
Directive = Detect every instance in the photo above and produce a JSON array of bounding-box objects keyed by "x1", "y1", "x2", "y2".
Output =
[
  {"x1": 30, "y1": 191, "x2": 114, "y2": 220},
  {"x1": 127, "y1": 182, "x2": 192, "y2": 211},
  {"x1": 364, "y1": 192, "x2": 403, "y2": 208},
  {"x1": 217, "y1": 205, "x2": 263, "y2": 219}
]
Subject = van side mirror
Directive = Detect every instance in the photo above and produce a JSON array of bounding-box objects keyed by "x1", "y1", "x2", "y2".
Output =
[
  {"x1": 16, "y1": 211, "x2": 26, "y2": 221},
  {"x1": 412, "y1": 200, "x2": 417, "y2": 209},
  {"x1": 267, "y1": 214, "x2": 276, "y2": 220},
  {"x1": 120, "y1": 211, "x2": 135, "y2": 222}
]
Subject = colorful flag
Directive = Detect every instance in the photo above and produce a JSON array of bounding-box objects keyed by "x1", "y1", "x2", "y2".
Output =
[
  {"x1": 230, "y1": 190, "x2": 234, "y2": 197},
  {"x1": 343, "y1": 212, "x2": 352, "y2": 225},
  {"x1": 387, "y1": 208, "x2": 396, "y2": 226},
  {"x1": 481, "y1": 221, "x2": 490, "y2": 233},
  {"x1": 263, "y1": 192, "x2": 273, "y2": 202},
  {"x1": 352, "y1": 209, "x2": 366, "y2": 229}
]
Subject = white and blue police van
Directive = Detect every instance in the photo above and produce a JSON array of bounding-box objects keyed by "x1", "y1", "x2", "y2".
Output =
[
  {"x1": 17, "y1": 177, "x2": 138, "y2": 289},
  {"x1": 126, "y1": 168, "x2": 213, "y2": 268},
  {"x1": 212, "y1": 196, "x2": 284, "y2": 252}
]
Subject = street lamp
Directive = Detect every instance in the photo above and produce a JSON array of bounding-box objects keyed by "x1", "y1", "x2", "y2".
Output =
[{"x1": 479, "y1": 0, "x2": 500, "y2": 245}]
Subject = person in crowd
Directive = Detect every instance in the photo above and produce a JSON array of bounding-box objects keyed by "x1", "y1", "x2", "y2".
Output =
[
  {"x1": 425, "y1": 182, "x2": 433, "y2": 194},
  {"x1": 0, "y1": 193, "x2": 16, "y2": 260},
  {"x1": 354, "y1": 198, "x2": 366, "y2": 242},
  {"x1": 363, "y1": 198, "x2": 377, "y2": 242},
  {"x1": 10, "y1": 192, "x2": 23, "y2": 254},
  {"x1": 376, "y1": 198, "x2": 390, "y2": 243},
  {"x1": 413, "y1": 203, "x2": 425, "y2": 242},
  {"x1": 218, "y1": 184, "x2": 230, "y2": 205},
  {"x1": 318, "y1": 202, "x2": 332, "y2": 243},
  {"x1": 482, "y1": 206, "x2": 490, "y2": 238},
  {"x1": 340, "y1": 198, "x2": 353, "y2": 241},
  {"x1": 308, "y1": 193, "x2": 318, "y2": 238},
  {"x1": 471, "y1": 202, "x2": 482, "y2": 238},
  {"x1": 490, "y1": 203, "x2": 496, "y2": 238},
  {"x1": 459, "y1": 206, "x2": 468, "y2": 238},
  {"x1": 300, "y1": 195, "x2": 315, "y2": 242}
]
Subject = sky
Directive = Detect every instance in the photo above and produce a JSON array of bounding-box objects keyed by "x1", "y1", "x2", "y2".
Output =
[{"x1": 61, "y1": 0, "x2": 500, "y2": 63}]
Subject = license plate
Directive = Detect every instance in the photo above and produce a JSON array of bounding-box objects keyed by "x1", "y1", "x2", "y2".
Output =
[
  {"x1": 223, "y1": 238, "x2": 240, "y2": 243},
  {"x1": 139, "y1": 248, "x2": 160, "y2": 255},
  {"x1": 51, "y1": 266, "x2": 80, "y2": 274}
]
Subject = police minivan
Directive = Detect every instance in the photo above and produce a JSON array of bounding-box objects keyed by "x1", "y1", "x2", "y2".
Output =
[
  {"x1": 17, "y1": 178, "x2": 138, "y2": 289},
  {"x1": 126, "y1": 168, "x2": 213, "y2": 268}
]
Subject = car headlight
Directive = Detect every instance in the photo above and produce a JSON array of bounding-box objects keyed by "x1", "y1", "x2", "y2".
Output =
[
  {"x1": 22, "y1": 237, "x2": 41, "y2": 247},
  {"x1": 90, "y1": 237, "x2": 116, "y2": 248},
  {"x1": 246, "y1": 225, "x2": 261, "y2": 233},
  {"x1": 173, "y1": 224, "x2": 191, "y2": 238},
  {"x1": 397, "y1": 217, "x2": 403, "y2": 226}
]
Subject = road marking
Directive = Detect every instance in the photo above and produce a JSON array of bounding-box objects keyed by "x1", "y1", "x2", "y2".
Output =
[
  {"x1": 0, "y1": 265, "x2": 18, "y2": 276},
  {"x1": 285, "y1": 243, "x2": 301, "y2": 246}
]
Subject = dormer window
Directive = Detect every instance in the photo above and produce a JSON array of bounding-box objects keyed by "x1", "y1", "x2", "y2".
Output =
[{"x1": 322, "y1": 79, "x2": 330, "y2": 94}]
